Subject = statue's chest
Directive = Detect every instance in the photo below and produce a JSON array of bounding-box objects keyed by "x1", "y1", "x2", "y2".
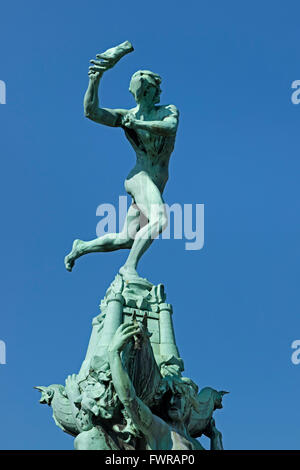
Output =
[
  {"x1": 139, "y1": 129, "x2": 165, "y2": 156},
  {"x1": 136, "y1": 127, "x2": 159, "y2": 145},
  {"x1": 135, "y1": 110, "x2": 164, "y2": 140},
  {"x1": 125, "y1": 126, "x2": 165, "y2": 156}
]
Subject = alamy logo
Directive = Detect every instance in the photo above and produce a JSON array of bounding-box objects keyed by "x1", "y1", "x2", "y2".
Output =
[
  {"x1": 96, "y1": 196, "x2": 204, "y2": 251},
  {"x1": 0, "y1": 80, "x2": 6, "y2": 104},
  {"x1": 0, "y1": 340, "x2": 6, "y2": 364}
]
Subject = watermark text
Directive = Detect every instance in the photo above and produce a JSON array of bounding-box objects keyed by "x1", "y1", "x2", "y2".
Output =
[
  {"x1": 96, "y1": 196, "x2": 204, "y2": 251},
  {"x1": 291, "y1": 340, "x2": 300, "y2": 365},
  {"x1": 291, "y1": 80, "x2": 300, "y2": 104},
  {"x1": 0, "y1": 80, "x2": 6, "y2": 104},
  {"x1": 0, "y1": 340, "x2": 6, "y2": 364}
]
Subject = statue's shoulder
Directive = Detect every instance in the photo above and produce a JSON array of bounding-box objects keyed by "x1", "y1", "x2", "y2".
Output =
[{"x1": 158, "y1": 104, "x2": 179, "y2": 119}]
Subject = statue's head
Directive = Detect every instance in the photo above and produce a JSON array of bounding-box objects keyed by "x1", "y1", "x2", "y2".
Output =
[
  {"x1": 213, "y1": 389, "x2": 229, "y2": 409},
  {"x1": 165, "y1": 388, "x2": 187, "y2": 424},
  {"x1": 34, "y1": 385, "x2": 62, "y2": 405},
  {"x1": 78, "y1": 359, "x2": 118, "y2": 421},
  {"x1": 129, "y1": 70, "x2": 161, "y2": 104},
  {"x1": 160, "y1": 377, "x2": 199, "y2": 426}
]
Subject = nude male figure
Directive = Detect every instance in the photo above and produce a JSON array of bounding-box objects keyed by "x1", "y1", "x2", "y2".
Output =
[{"x1": 64, "y1": 42, "x2": 179, "y2": 279}]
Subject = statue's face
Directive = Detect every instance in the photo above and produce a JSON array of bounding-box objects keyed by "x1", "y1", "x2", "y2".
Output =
[
  {"x1": 130, "y1": 73, "x2": 161, "y2": 105},
  {"x1": 144, "y1": 83, "x2": 161, "y2": 104},
  {"x1": 167, "y1": 391, "x2": 186, "y2": 423}
]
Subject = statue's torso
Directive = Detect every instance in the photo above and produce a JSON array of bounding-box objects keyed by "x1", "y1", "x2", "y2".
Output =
[{"x1": 124, "y1": 105, "x2": 177, "y2": 192}]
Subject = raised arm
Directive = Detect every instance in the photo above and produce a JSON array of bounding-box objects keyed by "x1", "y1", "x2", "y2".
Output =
[
  {"x1": 108, "y1": 323, "x2": 157, "y2": 437},
  {"x1": 84, "y1": 41, "x2": 133, "y2": 127},
  {"x1": 84, "y1": 73, "x2": 126, "y2": 127}
]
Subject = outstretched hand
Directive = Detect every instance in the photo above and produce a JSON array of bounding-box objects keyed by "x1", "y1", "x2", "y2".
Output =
[
  {"x1": 88, "y1": 54, "x2": 117, "y2": 80},
  {"x1": 88, "y1": 41, "x2": 133, "y2": 81},
  {"x1": 108, "y1": 322, "x2": 141, "y2": 353}
]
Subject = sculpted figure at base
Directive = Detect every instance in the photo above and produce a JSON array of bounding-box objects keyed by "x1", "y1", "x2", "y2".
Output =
[
  {"x1": 108, "y1": 322, "x2": 225, "y2": 450},
  {"x1": 36, "y1": 318, "x2": 226, "y2": 450},
  {"x1": 64, "y1": 41, "x2": 179, "y2": 280}
]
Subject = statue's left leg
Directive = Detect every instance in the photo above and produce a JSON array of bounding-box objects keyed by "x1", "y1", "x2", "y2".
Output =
[
  {"x1": 64, "y1": 203, "x2": 140, "y2": 271},
  {"x1": 120, "y1": 173, "x2": 167, "y2": 279}
]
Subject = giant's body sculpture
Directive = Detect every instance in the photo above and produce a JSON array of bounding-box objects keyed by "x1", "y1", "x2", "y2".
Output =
[{"x1": 36, "y1": 41, "x2": 227, "y2": 450}]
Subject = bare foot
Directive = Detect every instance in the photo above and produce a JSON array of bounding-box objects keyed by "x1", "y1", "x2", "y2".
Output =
[{"x1": 64, "y1": 239, "x2": 84, "y2": 272}]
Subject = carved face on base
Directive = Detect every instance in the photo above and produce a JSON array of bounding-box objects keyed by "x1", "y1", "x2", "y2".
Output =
[{"x1": 166, "y1": 390, "x2": 187, "y2": 424}]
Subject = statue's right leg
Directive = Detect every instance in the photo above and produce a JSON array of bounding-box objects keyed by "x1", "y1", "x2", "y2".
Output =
[{"x1": 64, "y1": 203, "x2": 140, "y2": 271}]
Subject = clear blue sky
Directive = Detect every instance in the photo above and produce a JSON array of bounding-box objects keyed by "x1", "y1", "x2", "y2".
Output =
[{"x1": 0, "y1": 0, "x2": 299, "y2": 450}]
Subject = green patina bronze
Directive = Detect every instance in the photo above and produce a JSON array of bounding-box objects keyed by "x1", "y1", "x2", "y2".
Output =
[
  {"x1": 64, "y1": 40, "x2": 177, "y2": 281},
  {"x1": 36, "y1": 41, "x2": 228, "y2": 450}
]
